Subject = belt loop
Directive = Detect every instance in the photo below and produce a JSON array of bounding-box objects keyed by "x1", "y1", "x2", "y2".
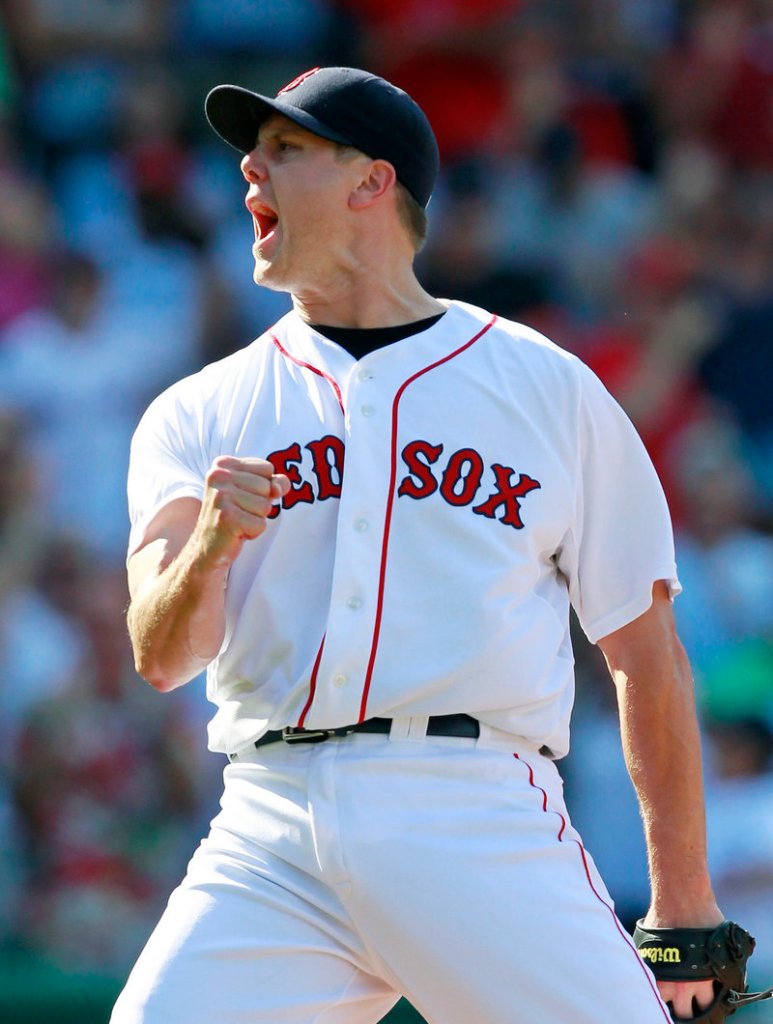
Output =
[
  {"x1": 388, "y1": 717, "x2": 413, "y2": 741},
  {"x1": 406, "y1": 715, "x2": 430, "y2": 740}
]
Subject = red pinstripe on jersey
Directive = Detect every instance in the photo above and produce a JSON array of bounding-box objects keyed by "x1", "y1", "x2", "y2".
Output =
[
  {"x1": 269, "y1": 333, "x2": 343, "y2": 728},
  {"x1": 270, "y1": 334, "x2": 345, "y2": 414},
  {"x1": 357, "y1": 313, "x2": 498, "y2": 722},
  {"x1": 512, "y1": 752, "x2": 672, "y2": 1021},
  {"x1": 297, "y1": 635, "x2": 326, "y2": 727}
]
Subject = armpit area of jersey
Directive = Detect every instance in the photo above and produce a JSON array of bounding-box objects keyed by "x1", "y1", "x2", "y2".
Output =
[{"x1": 310, "y1": 312, "x2": 445, "y2": 359}]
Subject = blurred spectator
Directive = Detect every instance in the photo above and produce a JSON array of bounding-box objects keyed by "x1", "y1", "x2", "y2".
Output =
[
  {"x1": 116, "y1": 62, "x2": 291, "y2": 358},
  {"x1": 10, "y1": 554, "x2": 211, "y2": 973},
  {"x1": 0, "y1": 150, "x2": 55, "y2": 330},
  {"x1": 668, "y1": 416, "x2": 773, "y2": 721},
  {"x1": 4, "y1": 0, "x2": 169, "y2": 154},
  {"x1": 5, "y1": 0, "x2": 168, "y2": 62},
  {"x1": 704, "y1": 717, "x2": 773, "y2": 1008},
  {"x1": 490, "y1": 119, "x2": 660, "y2": 317},
  {"x1": 655, "y1": 1, "x2": 773, "y2": 172},
  {"x1": 343, "y1": 0, "x2": 524, "y2": 160},
  {"x1": 0, "y1": 246, "x2": 202, "y2": 557},
  {"x1": 0, "y1": 424, "x2": 89, "y2": 792},
  {"x1": 0, "y1": 417, "x2": 87, "y2": 747},
  {"x1": 0, "y1": 416, "x2": 85, "y2": 948},
  {"x1": 173, "y1": 0, "x2": 336, "y2": 60},
  {"x1": 0, "y1": 409, "x2": 40, "y2": 602},
  {"x1": 699, "y1": 230, "x2": 773, "y2": 501},
  {"x1": 0, "y1": 11, "x2": 16, "y2": 116},
  {"x1": 118, "y1": 66, "x2": 208, "y2": 252},
  {"x1": 419, "y1": 156, "x2": 550, "y2": 319},
  {"x1": 50, "y1": 63, "x2": 215, "y2": 355},
  {"x1": 576, "y1": 242, "x2": 723, "y2": 519},
  {"x1": 0, "y1": 252, "x2": 130, "y2": 556}
]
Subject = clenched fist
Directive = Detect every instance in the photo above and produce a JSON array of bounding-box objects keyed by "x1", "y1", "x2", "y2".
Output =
[{"x1": 193, "y1": 456, "x2": 291, "y2": 567}]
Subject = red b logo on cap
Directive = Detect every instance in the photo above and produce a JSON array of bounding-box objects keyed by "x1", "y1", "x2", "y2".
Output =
[{"x1": 278, "y1": 68, "x2": 322, "y2": 95}]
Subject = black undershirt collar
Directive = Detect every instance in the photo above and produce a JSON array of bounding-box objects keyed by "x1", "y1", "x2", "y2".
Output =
[{"x1": 309, "y1": 312, "x2": 446, "y2": 360}]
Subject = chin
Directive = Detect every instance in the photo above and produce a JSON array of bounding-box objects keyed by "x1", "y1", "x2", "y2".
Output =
[{"x1": 252, "y1": 258, "x2": 287, "y2": 292}]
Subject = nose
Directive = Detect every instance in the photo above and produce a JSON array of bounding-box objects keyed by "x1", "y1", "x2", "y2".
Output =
[{"x1": 241, "y1": 147, "x2": 268, "y2": 184}]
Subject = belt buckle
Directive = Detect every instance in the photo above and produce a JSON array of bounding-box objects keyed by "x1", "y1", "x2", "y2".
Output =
[
  {"x1": 281, "y1": 726, "x2": 356, "y2": 744},
  {"x1": 281, "y1": 727, "x2": 331, "y2": 744}
]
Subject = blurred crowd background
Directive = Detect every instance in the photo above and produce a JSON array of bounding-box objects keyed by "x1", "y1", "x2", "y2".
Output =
[{"x1": 0, "y1": 0, "x2": 770, "y2": 1021}]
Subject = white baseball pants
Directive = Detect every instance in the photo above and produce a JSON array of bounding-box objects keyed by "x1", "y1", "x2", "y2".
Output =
[{"x1": 111, "y1": 722, "x2": 672, "y2": 1023}]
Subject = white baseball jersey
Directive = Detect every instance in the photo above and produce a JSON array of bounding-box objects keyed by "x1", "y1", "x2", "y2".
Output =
[{"x1": 128, "y1": 300, "x2": 679, "y2": 758}]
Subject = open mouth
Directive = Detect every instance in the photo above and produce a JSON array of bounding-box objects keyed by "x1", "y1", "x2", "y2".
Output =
[
  {"x1": 248, "y1": 200, "x2": 279, "y2": 245},
  {"x1": 254, "y1": 210, "x2": 279, "y2": 242}
]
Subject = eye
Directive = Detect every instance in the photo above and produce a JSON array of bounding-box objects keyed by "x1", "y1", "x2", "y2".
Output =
[{"x1": 277, "y1": 140, "x2": 296, "y2": 153}]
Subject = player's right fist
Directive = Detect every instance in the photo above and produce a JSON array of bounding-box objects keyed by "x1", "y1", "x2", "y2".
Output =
[{"x1": 194, "y1": 456, "x2": 290, "y2": 567}]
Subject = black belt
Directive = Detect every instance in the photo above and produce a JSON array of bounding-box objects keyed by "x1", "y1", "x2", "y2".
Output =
[{"x1": 254, "y1": 713, "x2": 480, "y2": 750}]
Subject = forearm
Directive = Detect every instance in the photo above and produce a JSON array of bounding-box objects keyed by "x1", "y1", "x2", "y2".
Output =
[
  {"x1": 127, "y1": 460, "x2": 289, "y2": 691},
  {"x1": 613, "y1": 641, "x2": 717, "y2": 923},
  {"x1": 599, "y1": 583, "x2": 721, "y2": 927},
  {"x1": 128, "y1": 536, "x2": 230, "y2": 691}
]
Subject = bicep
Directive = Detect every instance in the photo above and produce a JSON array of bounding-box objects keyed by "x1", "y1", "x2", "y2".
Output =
[{"x1": 127, "y1": 496, "x2": 202, "y2": 600}]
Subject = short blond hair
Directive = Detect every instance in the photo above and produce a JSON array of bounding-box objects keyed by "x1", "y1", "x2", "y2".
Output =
[
  {"x1": 335, "y1": 144, "x2": 429, "y2": 252},
  {"x1": 395, "y1": 181, "x2": 429, "y2": 252}
]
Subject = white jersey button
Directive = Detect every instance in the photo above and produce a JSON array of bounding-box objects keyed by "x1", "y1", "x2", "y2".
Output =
[
  {"x1": 353, "y1": 518, "x2": 369, "y2": 533},
  {"x1": 361, "y1": 404, "x2": 375, "y2": 417},
  {"x1": 332, "y1": 673, "x2": 347, "y2": 688},
  {"x1": 347, "y1": 596, "x2": 363, "y2": 610},
  {"x1": 358, "y1": 368, "x2": 374, "y2": 381}
]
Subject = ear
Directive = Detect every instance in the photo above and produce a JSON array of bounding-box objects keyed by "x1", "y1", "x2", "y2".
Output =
[{"x1": 348, "y1": 159, "x2": 397, "y2": 211}]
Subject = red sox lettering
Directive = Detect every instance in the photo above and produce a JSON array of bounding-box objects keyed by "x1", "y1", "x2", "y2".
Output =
[
  {"x1": 267, "y1": 435, "x2": 541, "y2": 529},
  {"x1": 398, "y1": 439, "x2": 541, "y2": 529},
  {"x1": 267, "y1": 435, "x2": 344, "y2": 517}
]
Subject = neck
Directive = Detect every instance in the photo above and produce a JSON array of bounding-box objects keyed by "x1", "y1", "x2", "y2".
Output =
[{"x1": 291, "y1": 236, "x2": 445, "y2": 328}]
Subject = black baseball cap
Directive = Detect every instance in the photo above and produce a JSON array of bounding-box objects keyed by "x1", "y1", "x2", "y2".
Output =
[{"x1": 205, "y1": 67, "x2": 439, "y2": 208}]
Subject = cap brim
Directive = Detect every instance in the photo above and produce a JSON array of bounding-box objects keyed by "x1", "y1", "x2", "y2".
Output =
[{"x1": 205, "y1": 84, "x2": 353, "y2": 154}]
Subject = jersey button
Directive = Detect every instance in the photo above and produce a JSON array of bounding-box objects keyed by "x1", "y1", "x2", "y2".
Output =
[
  {"x1": 358, "y1": 368, "x2": 374, "y2": 381},
  {"x1": 347, "y1": 596, "x2": 363, "y2": 610},
  {"x1": 361, "y1": 403, "x2": 375, "y2": 417},
  {"x1": 353, "y1": 518, "x2": 369, "y2": 533},
  {"x1": 332, "y1": 673, "x2": 347, "y2": 688}
]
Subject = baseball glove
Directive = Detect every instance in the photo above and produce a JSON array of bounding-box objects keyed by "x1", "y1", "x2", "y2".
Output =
[{"x1": 633, "y1": 919, "x2": 773, "y2": 1023}]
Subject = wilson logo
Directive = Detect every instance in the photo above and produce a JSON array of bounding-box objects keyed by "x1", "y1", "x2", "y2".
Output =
[{"x1": 639, "y1": 947, "x2": 682, "y2": 964}]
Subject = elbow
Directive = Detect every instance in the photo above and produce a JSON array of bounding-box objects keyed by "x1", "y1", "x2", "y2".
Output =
[
  {"x1": 144, "y1": 670, "x2": 183, "y2": 693},
  {"x1": 127, "y1": 608, "x2": 211, "y2": 692},
  {"x1": 128, "y1": 615, "x2": 191, "y2": 692},
  {"x1": 132, "y1": 648, "x2": 189, "y2": 692}
]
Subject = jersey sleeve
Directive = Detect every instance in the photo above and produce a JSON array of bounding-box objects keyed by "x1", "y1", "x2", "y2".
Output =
[
  {"x1": 126, "y1": 383, "x2": 209, "y2": 559},
  {"x1": 558, "y1": 360, "x2": 681, "y2": 644}
]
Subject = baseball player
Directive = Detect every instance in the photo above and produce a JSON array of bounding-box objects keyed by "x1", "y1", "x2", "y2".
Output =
[{"x1": 110, "y1": 67, "x2": 767, "y2": 1024}]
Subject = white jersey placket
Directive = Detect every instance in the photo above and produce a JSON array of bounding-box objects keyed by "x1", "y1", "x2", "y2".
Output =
[
  {"x1": 302, "y1": 309, "x2": 498, "y2": 729},
  {"x1": 301, "y1": 348, "x2": 397, "y2": 728}
]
